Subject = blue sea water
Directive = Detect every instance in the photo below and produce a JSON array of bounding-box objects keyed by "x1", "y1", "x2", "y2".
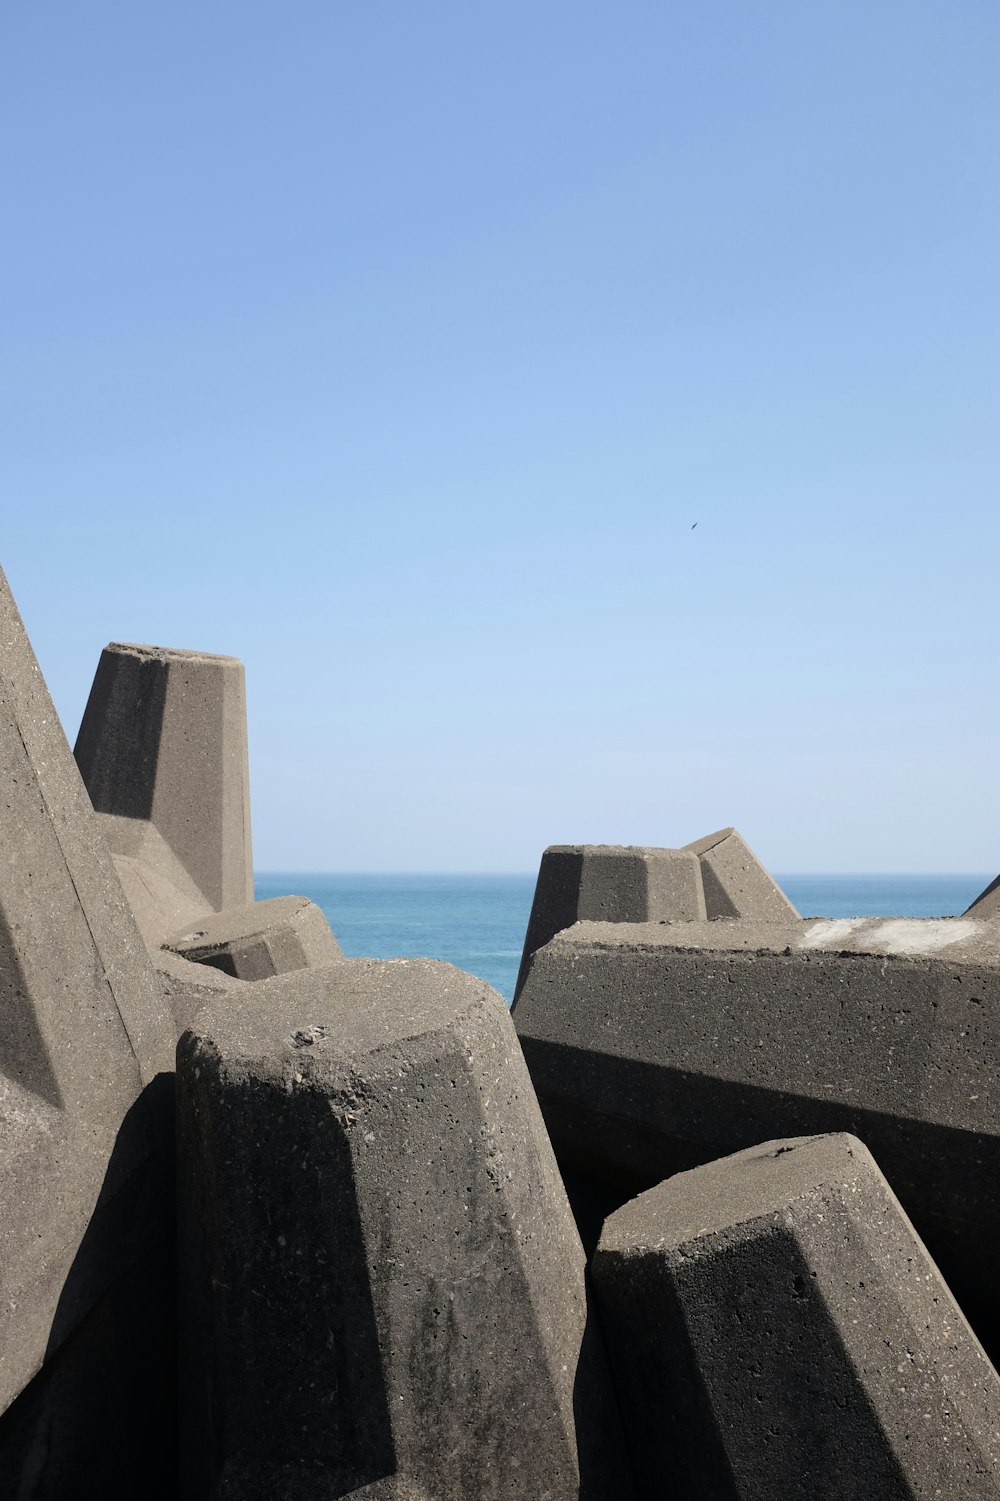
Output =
[{"x1": 255, "y1": 871, "x2": 993, "y2": 1004}]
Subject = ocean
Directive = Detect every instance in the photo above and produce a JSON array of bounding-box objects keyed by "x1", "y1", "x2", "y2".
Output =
[{"x1": 254, "y1": 871, "x2": 993, "y2": 1005}]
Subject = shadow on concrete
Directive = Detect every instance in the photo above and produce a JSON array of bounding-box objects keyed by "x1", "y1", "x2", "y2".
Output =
[
  {"x1": 179, "y1": 1075, "x2": 396, "y2": 1499},
  {"x1": 0, "y1": 1078, "x2": 175, "y2": 1501},
  {"x1": 74, "y1": 650, "x2": 168, "y2": 822},
  {"x1": 0, "y1": 908, "x2": 64, "y2": 1109},
  {"x1": 532, "y1": 1039, "x2": 1000, "y2": 1366}
]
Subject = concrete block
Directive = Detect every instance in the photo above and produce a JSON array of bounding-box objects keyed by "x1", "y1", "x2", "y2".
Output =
[
  {"x1": 0, "y1": 568, "x2": 175, "y2": 1417},
  {"x1": 592, "y1": 1134, "x2": 1000, "y2": 1498},
  {"x1": 166, "y1": 894, "x2": 342, "y2": 981},
  {"x1": 514, "y1": 844, "x2": 706, "y2": 998},
  {"x1": 683, "y1": 825, "x2": 799, "y2": 919},
  {"x1": 514, "y1": 915, "x2": 1000, "y2": 1344},
  {"x1": 178, "y1": 959, "x2": 631, "y2": 1500},
  {"x1": 965, "y1": 874, "x2": 1000, "y2": 918},
  {"x1": 74, "y1": 642, "x2": 253, "y2": 934}
]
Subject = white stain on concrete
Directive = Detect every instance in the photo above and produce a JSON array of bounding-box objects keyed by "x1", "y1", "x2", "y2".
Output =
[
  {"x1": 869, "y1": 919, "x2": 978, "y2": 956},
  {"x1": 801, "y1": 919, "x2": 868, "y2": 949}
]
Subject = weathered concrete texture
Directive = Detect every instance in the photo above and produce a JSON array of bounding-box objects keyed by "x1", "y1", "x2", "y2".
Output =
[
  {"x1": 514, "y1": 916, "x2": 1000, "y2": 1342},
  {"x1": 514, "y1": 833, "x2": 797, "y2": 1000},
  {"x1": 593, "y1": 1134, "x2": 1000, "y2": 1499},
  {"x1": 683, "y1": 825, "x2": 799, "y2": 920},
  {"x1": 154, "y1": 947, "x2": 245, "y2": 1037},
  {"x1": 514, "y1": 844, "x2": 706, "y2": 998},
  {"x1": 0, "y1": 569, "x2": 176, "y2": 1420},
  {"x1": 165, "y1": 895, "x2": 342, "y2": 981},
  {"x1": 74, "y1": 642, "x2": 253, "y2": 932},
  {"x1": 178, "y1": 959, "x2": 632, "y2": 1500},
  {"x1": 965, "y1": 873, "x2": 1000, "y2": 918}
]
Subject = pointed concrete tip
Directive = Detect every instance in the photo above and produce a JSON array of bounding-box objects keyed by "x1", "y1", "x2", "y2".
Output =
[
  {"x1": 683, "y1": 826, "x2": 798, "y2": 921},
  {"x1": 681, "y1": 827, "x2": 736, "y2": 857},
  {"x1": 964, "y1": 874, "x2": 1000, "y2": 918}
]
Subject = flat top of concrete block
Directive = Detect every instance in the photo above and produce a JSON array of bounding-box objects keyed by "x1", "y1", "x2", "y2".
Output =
[
  {"x1": 601, "y1": 1133, "x2": 875, "y2": 1254},
  {"x1": 543, "y1": 844, "x2": 691, "y2": 858},
  {"x1": 106, "y1": 642, "x2": 242, "y2": 666},
  {"x1": 185, "y1": 958, "x2": 505, "y2": 1077},
  {"x1": 552, "y1": 914, "x2": 1000, "y2": 964},
  {"x1": 168, "y1": 895, "x2": 317, "y2": 948}
]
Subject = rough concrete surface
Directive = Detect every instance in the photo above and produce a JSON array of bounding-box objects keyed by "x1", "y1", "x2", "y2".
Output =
[
  {"x1": 683, "y1": 826, "x2": 800, "y2": 920},
  {"x1": 514, "y1": 845, "x2": 707, "y2": 999},
  {"x1": 593, "y1": 1133, "x2": 1000, "y2": 1498},
  {"x1": 514, "y1": 833, "x2": 796, "y2": 1000},
  {"x1": 0, "y1": 569, "x2": 176, "y2": 1450},
  {"x1": 74, "y1": 642, "x2": 253, "y2": 932},
  {"x1": 514, "y1": 916, "x2": 1000, "y2": 1340},
  {"x1": 178, "y1": 958, "x2": 632, "y2": 1500},
  {"x1": 166, "y1": 894, "x2": 342, "y2": 981},
  {"x1": 966, "y1": 873, "x2": 1000, "y2": 919}
]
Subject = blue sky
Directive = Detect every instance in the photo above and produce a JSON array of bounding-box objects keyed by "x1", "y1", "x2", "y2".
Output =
[{"x1": 3, "y1": 4, "x2": 998, "y2": 872}]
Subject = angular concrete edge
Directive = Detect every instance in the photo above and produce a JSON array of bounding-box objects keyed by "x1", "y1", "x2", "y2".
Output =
[
  {"x1": 0, "y1": 567, "x2": 176, "y2": 1415},
  {"x1": 514, "y1": 844, "x2": 706, "y2": 1000},
  {"x1": 165, "y1": 895, "x2": 343, "y2": 981},
  {"x1": 965, "y1": 873, "x2": 1000, "y2": 918},
  {"x1": 75, "y1": 641, "x2": 253, "y2": 919},
  {"x1": 0, "y1": 577, "x2": 175, "y2": 1090},
  {"x1": 682, "y1": 826, "x2": 799, "y2": 920},
  {"x1": 592, "y1": 1134, "x2": 1000, "y2": 1496},
  {"x1": 514, "y1": 832, "x2": 795, "y2": 1002},
  {"x1": 178, "y1": 958, "x2": 633, "y2": 1499}
]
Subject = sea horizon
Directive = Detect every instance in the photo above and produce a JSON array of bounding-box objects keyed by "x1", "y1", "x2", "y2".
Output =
[{"x1": 254, "y1": 870, "x2": 994, "y2": 1004}]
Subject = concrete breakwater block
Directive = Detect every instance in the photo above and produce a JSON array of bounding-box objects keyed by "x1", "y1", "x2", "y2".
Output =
[
  {"x1": 514, "y1": 832, "x2": 796, "y2": 999},
  {"x1": 166, "y1": 894, "x2": 342, "y2": 981},
  {"x1": 683, "y1": 825, "x2": 799, "y2": 921},
  {"x1": 74, "y1": 641, "x2": 253, "y2": 941},
  {"x1": 0, "y1": 570, "x2": 175, "y2": 1429},
  {"x1": 513, "y1": 915, "x2": 1000, "y2": 1332},
  {"x1": 965, "y1": 873, "x2": 1000, "y2": 918},
  {"x1": 592, "y1": 1134, "x2": 1000, "y2": 1498},
  {"x1": 178, "y1": 959, "x2": 631, "y2": 1500}
]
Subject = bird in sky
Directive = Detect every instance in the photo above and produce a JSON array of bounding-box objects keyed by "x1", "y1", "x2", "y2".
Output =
[{"x1": 691, "y1": 522, "x2": 698, "y2": 530}]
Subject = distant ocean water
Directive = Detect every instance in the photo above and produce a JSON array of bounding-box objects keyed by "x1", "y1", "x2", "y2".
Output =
[{"x1": 254, "y1": 872, "x2": 992, "y2": 1005}]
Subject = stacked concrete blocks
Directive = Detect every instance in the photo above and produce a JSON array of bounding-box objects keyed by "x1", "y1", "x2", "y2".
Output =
[
  {"x1": 593, "y1": 1134, "x2": 1000, "y2": 1498},
  {"x1": 74, "y1": 642, "x2": 254, "y2": 943},
  {"x1": 0, "y1": 567, "x2": 177, "y2": 1485},
  {"x1": 178, "y1": 958, "x2": 632, "y2": 1500},
  {"x1": 514, "y1": 831, "x2": 797, "y2": 998},
  {"x1": 166, "y1": 894, "x2": 342, "y2": 981}
]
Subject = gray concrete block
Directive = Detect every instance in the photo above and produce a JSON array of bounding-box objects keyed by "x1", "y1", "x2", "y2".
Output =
[
  {"x1": 166, "y1": 894, "x2": 342, "y2": 981},
  {"x1": 592, "y1": 1134, "x2": 1000, "y2": 1498},
  {"x1": 965, "y1": 874, "x2": 1000, "y2": 918},
  {"x1": 514, "y1": 915, "x2": 1000, "y2": 1343},
  {"x1": 74, "y1": 642, "x2": 253, "y2": 930},
  {"x1": 0, "y1": 568, "x2": 175, "y2": 1417},
  {"x1": 683, "y1": 825, "x2": 799, "y2": 919},
  {"x1": 178, "y1": 959, "x2": 632, "y2": 1500},
  {"x1": 514, "y1": 844, "x2": 706, "y2": 998}
]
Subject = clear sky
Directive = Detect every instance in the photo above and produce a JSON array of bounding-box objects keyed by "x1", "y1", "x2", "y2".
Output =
[{"x1": 3, "y1": 5, "x2": 998, "y2": 873}]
